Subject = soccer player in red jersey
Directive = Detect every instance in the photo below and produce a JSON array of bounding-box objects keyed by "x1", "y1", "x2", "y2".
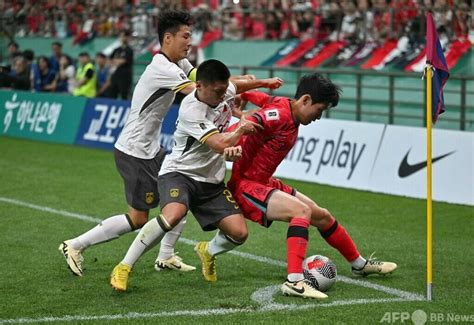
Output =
[{"x1": 225, "y1": 73, "x2": 397, "y2": 299}]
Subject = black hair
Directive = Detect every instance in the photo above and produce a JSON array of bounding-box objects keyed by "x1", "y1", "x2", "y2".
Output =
[
  {"x1": 95, "y1": 52, "x2": 106, "y2": 59},
  {"x1": 61, "y1": 54, "x2": 72, "y2": 66},
  {"x1": 295, "y1": 73, "x2": 341, "y2": 108},
  {"x1": 37, "y1": 56, "x2": 50, "y2": 69},
  {"x1": 52, "y1": 42, "x2": 62, "y2": 48},
  {"x1": 23, "y1": 49, "x2": 34, "y2": 61},
  {"x1": 196, "y1": 59, "x2": 230, "y2": 85},
  {"x1": 157, "y1": 10, "x2": 191, "y2": 45},
  {"x1": 121, "y1": 29, "x2": 131, "y2": 37},
  {"x1": 8, "y1": 41, "x2": 19, "y2": 49},
  {"x1": 78, "y1": 52, "x2": 90, "y2": 57}
]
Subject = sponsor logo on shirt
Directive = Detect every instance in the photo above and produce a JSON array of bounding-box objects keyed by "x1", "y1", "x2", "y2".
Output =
[
  {"x1": 265, "y1": 109, "x2": 280, "y2": 121},
  {"x1": 179, "y1": 73, "x2": 187, "y2": 80},
  {"x1": 199, "y1": 123, "x2": 207, "y2": 130}
]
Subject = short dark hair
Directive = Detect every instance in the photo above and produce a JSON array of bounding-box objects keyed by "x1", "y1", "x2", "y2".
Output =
[
  {"x1": 78, "y1": 52, "x2": 90, "y2": 57},
  {"x1": 23, "y1": 49, "x2": 34, "y2": 61},
  {"x1": 8, "y1": 41, "x2": 19, "y2": 49},
  {"x1": 157, "y1": 10, "x2": 191, "y2": 45},
  {"x1": 52, "y1": 42, "x2": 62, "y2": 48},
  {"x1": 295, "y1": 73, "x2": 341, "y2": 108},
  {"x1": 96, "y1": 52, "x2": 106, "y2": 59},
  {"x1": 37, "y1": 56, "x2": 50, "y2": 68},
  {"x1": 196, "y1": 59, "x2": 230, "y2": 85}
]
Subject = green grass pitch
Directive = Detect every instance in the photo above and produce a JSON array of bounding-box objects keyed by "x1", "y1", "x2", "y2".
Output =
[{"x1": 0, "y1": 136, "x2": 472, "y2": 324}]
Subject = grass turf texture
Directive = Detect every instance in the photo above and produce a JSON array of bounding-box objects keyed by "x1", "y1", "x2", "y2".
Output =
[{"x1": 0, "y1": 136, "x2": 472, "y2": 324}]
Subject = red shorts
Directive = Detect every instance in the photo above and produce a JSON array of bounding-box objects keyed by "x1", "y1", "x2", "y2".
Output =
[{"x1": 228, "y1": 177, "x2": 295, "y2": 227}]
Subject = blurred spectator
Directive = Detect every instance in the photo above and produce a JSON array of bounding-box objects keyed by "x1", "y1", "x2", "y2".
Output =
[
  {"x1": 10, "y1": 57, "x2": 31, "y2": 90},
  {"x1": 73, "y1": 52, "x2": 96, "y2": 98},
  {"x1": 56, "y1": 55, "x2": 76, "y2": 94},
  {"x1": 49, "y1": 42, "x2": 63, "y2": 73},
  {"x1": 339, "y1": 2, "x2": 360, "y2": 42},
  {"x1": 23, "y1": 50, "x2": 35, "y2": 69},
  {"x1": 95, "y1": 52, "x2": 112, "y2": 97},
  {"x1": 453, "y1": 2, "x2": 471, "y2": 37},
  {"x1": 7, "y1": 42, "x2": 22, "y2": 71},
  {"x1": 0, "y1": 56, "x2": 31, "y2": 90},
  {"x1": 222, "y1": 8, "x2": 243, "y2": 40},
  {"x1": 108, "y1": 30, "x2": 133, "y2": 99},
  {"x1": 32, "y1": 56, "x2": 57, "y2": 92}
]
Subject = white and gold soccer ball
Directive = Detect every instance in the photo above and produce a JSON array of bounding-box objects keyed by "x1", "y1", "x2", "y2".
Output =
[{"x1": 303, "y1": 255, "x2": 337, "y2": 292}]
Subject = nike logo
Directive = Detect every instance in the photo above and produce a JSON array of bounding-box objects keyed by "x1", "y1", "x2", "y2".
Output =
[
  {"x1": 286, "y1": 283, "x2": 305, "y2": 294},
  {"x1": 398, "y1": 149, "x2": 454, "y2": 178},
  {"x1": 170, "y1": 263, "x2": 182, "y2": 269}
]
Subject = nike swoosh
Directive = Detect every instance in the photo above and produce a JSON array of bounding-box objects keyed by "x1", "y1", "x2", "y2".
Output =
[
  {"x1": 398, "y1": 149, "x2": 455, "y2": 178},
  {"x1": 170, "y1": 262, "x2": 181, "y2": 269},
  {"x1": 286, "y1": 283, "x2": 305, "y2": 294}
]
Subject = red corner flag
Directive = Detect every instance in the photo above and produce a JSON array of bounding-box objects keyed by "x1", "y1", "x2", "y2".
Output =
[{"x1": 426, "y1": 12, "x2": 450, "y2": 123}]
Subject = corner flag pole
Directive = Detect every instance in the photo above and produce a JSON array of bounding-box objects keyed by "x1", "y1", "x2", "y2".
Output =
[{"x1": 426, "y1": 65, "x2": 433, "y2": 301}]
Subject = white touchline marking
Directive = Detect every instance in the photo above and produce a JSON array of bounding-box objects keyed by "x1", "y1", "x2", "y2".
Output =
[
  {"x1": 0, "y1": 308, "x2": 252, "y2": 324},
  {"x1": 250, "y1": 285, "x2": 410, "y2": 311},
  {"x1": 0, "y1": 196, "x2": 424, "y2": 323}
]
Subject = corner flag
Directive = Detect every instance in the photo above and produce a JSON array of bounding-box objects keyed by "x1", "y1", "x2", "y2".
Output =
[
  {"x1": 424, "y1": 12, "x2": 450, "y2": 302},
  {"x1": 425, "y1": 12, "x2": 450, "y2": 123}
]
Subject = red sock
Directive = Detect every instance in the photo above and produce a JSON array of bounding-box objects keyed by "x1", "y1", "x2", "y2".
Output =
[
  {"x1": 320, "y1": 219, "x2": 360, "y2": 262},
  {"x1": 287, "y1": 217, "x2": 310, "y2": 275}
]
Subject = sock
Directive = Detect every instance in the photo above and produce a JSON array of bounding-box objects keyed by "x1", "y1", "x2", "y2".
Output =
[
  {"x1": 351, "y1": 256, "x2": 367, "y2": 269},
  {"x1": 70, "y1": 214, "x2": 134, "y2": 250},
  {"x1": 208, "y1": 230, "x2": 244, "y2": 256},
  {"x1": 122, "y1": 215, "x2": 170, "y2": 267},
  {"x1": 158, "y1": 217, "x2": 187, "y2": 260},
  {"x1": 319, "y1": 219, "x2": 361, "y2": 263},
  {"x1": 287, "y1": 217, "x2": 310, "y2": 279},
  {"x1": 288, "y1": 273, "x2": 304, "y2": 282}
]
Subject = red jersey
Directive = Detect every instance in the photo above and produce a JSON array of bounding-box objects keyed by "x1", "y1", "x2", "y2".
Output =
[{"x1": 230, "y1": 91, "x2": 299, "y2": 184}]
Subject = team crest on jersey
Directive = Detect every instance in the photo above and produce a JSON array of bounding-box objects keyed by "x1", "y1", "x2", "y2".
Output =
[
  {"x1": 170, "y1": 188, "x2": 179, "y2": 198},
  {"x1": 145, "y1": 192, "x2": 154, "y2": 205},
  {"x1": 265, "y1": 109, "x2": 280, "y2": 121}
]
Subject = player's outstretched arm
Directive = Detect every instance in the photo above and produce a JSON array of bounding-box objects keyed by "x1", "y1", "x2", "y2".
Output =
[{"x1": 233, "y1": 77, "x2": 283, "y2": 94}]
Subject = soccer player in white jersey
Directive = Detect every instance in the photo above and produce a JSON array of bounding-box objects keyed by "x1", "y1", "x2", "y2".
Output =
[
  {"x1": 110, "y1": 59, "x2": 284, "y2": 292},
  {"x1": 59, "y1": 10, "x2": 199, "y2": 276}
]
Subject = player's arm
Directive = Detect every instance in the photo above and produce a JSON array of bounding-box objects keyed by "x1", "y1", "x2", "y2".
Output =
[
  {"x1": 232, "y1": 77, "x2": 283, "y2": 94},
  {"x1": 202, "y1": 117, "x2": 261, "y2": 154}
]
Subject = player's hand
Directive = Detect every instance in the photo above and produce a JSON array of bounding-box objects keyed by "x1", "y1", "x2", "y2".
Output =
[
  {"x1": 238, "y1": 114, "x2": 263, "y2": 135},
  {"x1": 233, "y1": 95, "x2": 248, "y2": 118},
  {"x1": 264, "y1": 77, "x2": 283, "y2": 89},
  {"x1": 223, "y1": 145, "x2": 242, "y2": 161}
]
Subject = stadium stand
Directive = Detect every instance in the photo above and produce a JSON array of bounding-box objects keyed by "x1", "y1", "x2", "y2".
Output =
[{"x1": 0, "y1": 0, "x2": 472, "y2": 130}]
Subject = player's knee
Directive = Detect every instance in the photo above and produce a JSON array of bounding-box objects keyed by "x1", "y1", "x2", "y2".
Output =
[
  {"x1": 127, "y1": 207, "x2": 150, "y2": 228},
  {"x1": 300, "y1": 204, "x2": 312, "y2": 221},
  {"x1": 128, "y1": 213, "x2": 148, "y2": 228},
  {"x1": 228, "y1": 227, "x2": 248, "y2": 243},
  {"x1": 312, "y1": 208, "x2": 333, "y2": 228}
]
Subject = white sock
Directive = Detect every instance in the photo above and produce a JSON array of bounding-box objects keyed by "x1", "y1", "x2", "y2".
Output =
[
  {"x1": 70, "y1": 214, "x2": 133, "y2": 251},
  {"x1": 208, "y1": 230, "x2": 242, "y2": 256},
  {"x1": 288, "y1": 273, "x2": 304, "y2": 282},
  {"x1": 122, "y1": 218, "x2": 166, "y2": 267},
  {"x1": 158, "y1": 217, "x2": 187, "y2": 260},
  {"x1": 351, "y1": 256, "x2": 367, "y2": 269}
]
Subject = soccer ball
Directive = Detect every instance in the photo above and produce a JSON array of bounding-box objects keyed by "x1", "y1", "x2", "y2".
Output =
[{"x1": 303, "y1": 255, "x2": 337, "y2": 292}]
